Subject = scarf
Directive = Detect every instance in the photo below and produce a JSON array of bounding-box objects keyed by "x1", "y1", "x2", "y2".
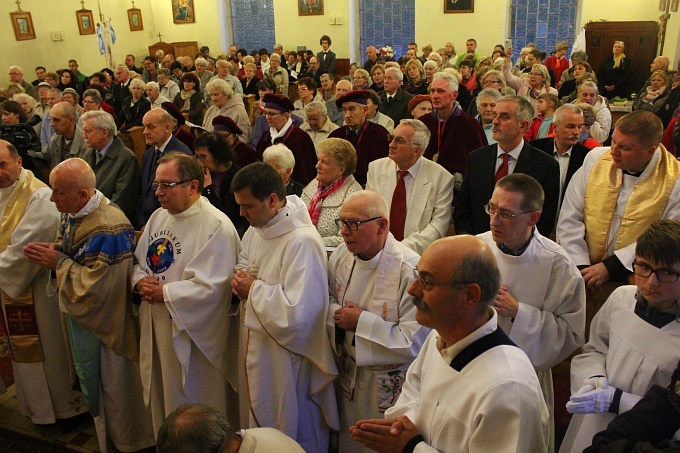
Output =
[
  {"x1": 644, "y1": 85, "x2": 666, "y2": 103},
  {"x1": 307, "y1": 175, "x2": 347, "y2": 226},
  {"x1": 180, "y1": 89, "x2": 195, "y2": 112}
]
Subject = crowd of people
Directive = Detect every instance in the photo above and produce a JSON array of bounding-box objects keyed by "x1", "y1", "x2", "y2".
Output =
[{"x1": 1, "y1": 33, "x2": 680, "y2": 453}]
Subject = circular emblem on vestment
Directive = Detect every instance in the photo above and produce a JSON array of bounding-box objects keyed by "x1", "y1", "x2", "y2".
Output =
[{"x1": 146, "y1": 237, "x2": 175, "y2": 273}]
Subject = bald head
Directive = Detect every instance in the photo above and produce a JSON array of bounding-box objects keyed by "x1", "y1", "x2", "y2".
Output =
[
  {"x1": 51, "y1": 101, "x2": 76, "y2": 119},
  {"x1": 651, "y1": 56, "x2": 670, "y2": 73},
  {"x1": 50, "y1": 159, "x2": 96, "y2": 214}
]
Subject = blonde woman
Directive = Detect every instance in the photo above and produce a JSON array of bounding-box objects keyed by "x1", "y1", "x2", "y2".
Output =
[
  {"x1": 503, "y1": 53, "x2": 557, "y2": 114},
  {"x1": 597, "y1": 41, "x2": 634, "y2": 100}
]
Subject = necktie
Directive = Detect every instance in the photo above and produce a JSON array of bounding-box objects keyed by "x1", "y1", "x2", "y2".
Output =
[
  {"x1": 390, "y1": 170, "x2": 408, "y2": 241},
  {"x1": 95, "y1": 150, "x2": 104, "y2": 165},
  {"x1": 348, "y1": 129, "x2": 358, "y2": 144},
  {"x1": 387, "y1": 96, "x2": 394, "y2": 104},
  {"x1": 152, "y1": 147, "x2": 162, "y2": 171},
  {"x1": 495, "y1": 153, "x2": 509, "y2": 183}
]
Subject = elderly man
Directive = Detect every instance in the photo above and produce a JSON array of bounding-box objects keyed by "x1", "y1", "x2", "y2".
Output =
[
  {"x1": 112, "y1": 66, "x2": 132, "y2": 116},
  {"x1": 319, "y1": 72, "x2": 335, "y2": 101},
  {"x1": 256, "y1": 93, "x2": 317, "y2": 185},
  {"x1": 161, "y1": 54, "x2": 175, "y2": 69},
  {"x1": 300, "y1": 101, "x2": 339, "y2": 148},
  {"x1": 558, "y1": 110, "x2": 680, "y2": 288},
  {"x1": 379, "y1": 68, "x2": 413, "y2": 126},
  {"x1": 307, "y1": 56, "x2": 328, "y2": 88},
  {"x1": 530, "y1": 104, "x2": 589, "y2": 204},
  {"x1": 32, "y1": 101, "x2": 87, "y2": 170},
  {"x1": 133, "y1": 153, "x2": 241, "y2": 435},
  {"x1": 145, "y1": 81, "x2": 169, "y2": 109},
  {"x1": 80, "y1": 111, "x2": 140, "y2": 222},
  {"x1": 367, "y1": 119, "x2": 453, "y2": 255},
  {"x1": 231, "y1": 162, "x2": 340, "y2": 452},
  {"x1": 40, "y1": 88, "x2": 64, "y2": 147},
  {"x1": 156, "y1": 68, "x2": 180, "y2": 103},
  {"x1": 328, "y1": 190, "x2": 430, "y2": 453},
  {"x1": 157, "y1": 404, "x2": 305, "y2": 453},
  {"x1": 455, "y1": 95, "x2": 559, "y2": 237},
  {"x1": 475, "y1": 88, "x2": 502, "y2": 145},
  {"x1": 478, "y1": 173, "x2": 585, "y2": 451},
  {"x1": 212, "y1": 60, "x2": 243, "y2": 96},
  {"x1": 0, "y1": 140, "x2": 86, "y2": 425},
  {"x1": 61, "y1": 88, "x2": 84, "y2": 115},
  {"x1": 350, "y1": 235, "x2": 550, "y2": 452},
  {"x1": 9, "y1": 66, "x2": 37, "y2": 100},
  {"x1": 327, "y1": 79, "x2": 352, "y2": 127},
  {"x1": 329, "y1": 90, "x2": 391, "y2": 186},
  {"x1": 137, "y1": 108, "x2": 192, "y2": 228},
  {"x1": 35, "y1": 82, "x2": 52, "y2": 116},
  {"x1": 421, "y1": 73, "x2": 488, "y2": 189},
  {"x1": 23, "y1": 158, "x2": 155, "y2": 452},
  {"x1": 364, "y1": 46, "x2": 383, "y2": 75},
  {"x1": 262, "y1": 144, "x2": 305, "y2": 197},
  {"x1": 637, "y1": 55, "x2": 671, "y2": 95}
]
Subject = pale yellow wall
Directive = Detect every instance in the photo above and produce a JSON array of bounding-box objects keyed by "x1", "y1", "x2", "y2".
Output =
[{"x1": 274, "y1": 0, "x2": 351, "y2": 58}]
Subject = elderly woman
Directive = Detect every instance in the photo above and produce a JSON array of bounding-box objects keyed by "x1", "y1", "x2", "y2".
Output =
[
  {"x1": 633, "y1": 70, "x2": 670, "y2": 113},
  {"x1": 408, "y1": 94, "x2": 433, "y2": 119},
  {"x1": 263, "y1": 143, "x2": 305, "y2": 197},
  {"x1": 300, "y1": 101, "x2": 339, "y2": 148},
  {"x1": 503, "y1": 56, "x2": 557, "y2": 113},
  {"x1": 241, "y1": 62, "x2": 261, "y2": 98},
  {"x1": 202, "y1": 78, "x2": 251, "y2": 143},
  {"x1": 193, "y1": 131, "x2": 248, "y2": 235},
  {"x1": 173, "y1": 72, "x2": 205, "y2": 124},
  {"x1": 293, "y1": 77, "x2": 322, "y2": 121},
  {"x1": 301, "y1": 138, "x2": 362, "y2": 247},
  {"x1": 597, "y1": 41, "x2": 634, "y2": 100},
  {"x1": 404, "y1": 59, "x2": 428, "y2": 95},
  {"x1": 117, "y1": 78, "x2": 150, "y2": 131},
  {"x1": 264, "y1": 53, "x2": 288, "y2": 97},
  {"x1": 365, "y1": 90, "x2": 394, "y2": 133},
  {"x1": 352, "y1": 69, "x2": 371, "y2": 90},
  {"x1": 573, "y1": 81, "x2": 611, "y2": 143},
  {"x1": 423, "y1": 60, "x2": 438, "y2": 85},
  {"x1": 12, "y1": 93, "x2": 42, "y2": 135},
  {"x1": 370, "y1": 64, "x2": 386, "y2": 92},
  {"x1": 194, "y1": 57, "x2": 214, "y2": 90}
]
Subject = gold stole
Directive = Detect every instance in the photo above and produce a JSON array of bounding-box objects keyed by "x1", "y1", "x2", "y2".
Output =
[
  {"x1": 0, "y1": 170, "x2": 47, "y2": 363},
  {"x1": 584, "y1": 145, "x2": 680, "y2": 264}
]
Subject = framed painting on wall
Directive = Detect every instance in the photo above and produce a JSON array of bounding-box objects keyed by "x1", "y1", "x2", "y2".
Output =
[
  {"x1": 11, "y1": 11, "x2": 36, "y2": 41},
  {"x1": 299, "y1": 0, "x2": 324, "y2": 16},
  {"x1": 128, "y1": 8, "x2": 143, "y2": 31},
  {"x1": 76, "y1": 9, "x2": 96, "y2": 35},
  {"x1": 444, "y1": 0, "x2": 474, "y2": 13},
  {"x1": 172, "y1": 0, "x2": 195, "y2": 24}
]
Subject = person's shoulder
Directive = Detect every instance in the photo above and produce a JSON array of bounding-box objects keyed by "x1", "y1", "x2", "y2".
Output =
[
  {"x1": 529, "y1": 137, "x2": 554, "y2": 152},
  {"x1": 468, "y1": 143, "x2": 497, "y2": 159},
  {"x1": 167, "y1": 136, "x2": 192, "y2": 154}
]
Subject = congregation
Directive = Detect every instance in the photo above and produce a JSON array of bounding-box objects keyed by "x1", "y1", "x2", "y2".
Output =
[{"x1": 1, "y1": 31, "x2": 680, "y2": 453}]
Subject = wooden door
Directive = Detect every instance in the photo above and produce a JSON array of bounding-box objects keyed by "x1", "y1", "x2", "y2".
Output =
[{"x1": 172, "y1": 41, "x2": 199, "y2": 60}]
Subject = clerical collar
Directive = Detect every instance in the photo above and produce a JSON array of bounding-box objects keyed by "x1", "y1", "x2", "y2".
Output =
[
  {"x1": 634, "y1": 294, "x2": 680, "y2": 328},
  {"x1": 622, "y1": 168, "x2": 645, "y2": 177},
  {"x1": 497, "y1": 228, "x2": 535, "y2": 256}
]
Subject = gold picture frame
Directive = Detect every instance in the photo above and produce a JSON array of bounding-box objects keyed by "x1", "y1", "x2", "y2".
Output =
[
  {"x1": 128, "y1": 8, "x2": 143, "y2": 31},
  {"x1": 10, "y1": 11, "x2": 36, "y2": 41},
  {"x1": 76, "y1": 9, "x2": 95, "y2": 35},
  {"x1": 298, "y1": 0, "x2": 324, "y2": 16},
  {"x1": 444, "y1": 0, "x2": 474, "y2": 13},
  {"x1": 172, "y1": 0, "x2": 195, "y2": 24}
]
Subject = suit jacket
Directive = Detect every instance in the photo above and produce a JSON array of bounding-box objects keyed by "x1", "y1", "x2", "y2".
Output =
[
  {"x1": 367, "y1": 157, "x2": 454, "y2": 255},
  {"x1": 112, "y1": 80, "x2": 131, "y2": 115},
  {"x1": 529, "y1": 138, "x2": 590, "y2": 203},
  {"x1": 82, "y1": 136, "x2": 141, "y2": 223},
  {"x1": 316, "y1": 50, "x2": 336, "y2": 75},
  {"x1": 256, "y1": 125, "x2": 317, "y2": 185},
  {"x1": 454, "y1": 142, "x2": 560, "y2": 237},
  {"x1": 137, "y1": 136, "x2": 192, "y2": 228},
  {"x1": 306, "y1": 68, "x2": 328, "y2": 89},
  {"x1": 33, "y1": 125, "x2": 88, "y2": 170},
  {"x1": 117, "y1": 96, "x2": 150, "y2": 131},
  {"x1": 379, "y1": 88, "x2": 413, "y2": 126}
]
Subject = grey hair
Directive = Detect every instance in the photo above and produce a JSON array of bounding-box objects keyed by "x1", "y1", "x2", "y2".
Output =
[
  {"x1": 553, "y1": 103, "x2": 583, "y2": 125},
  {"x1": 146, "y1": 81, "x2": 160, "y2": 92},
  {"x1": 497, "y1": 95, "x2": 534, "y2": 124},
  {"x1": 12, "y1": 93, "x2": 37, "y2": 110},
  {"x1": 399, "y1": 118, "x2": 431, "y2": 150},
  {"x1": 48, "y1": 88, "x2": 63, "y2": 98},
  {"x1": 452, "y1": 247, "x2": 501, "y2": 310},
  {"x1": 129, "y1": 78, "x2": 145, "y2": 90},
  {"x1": 305, "y1": 101, "x2": 327, "y2": 116},
  {"x1": 385, "y1": 67, "x2": 404, "y2": 81},
  {"x1": 80, "y1": 110, "x2": 117, "y2": 137},
  {"x1": 156, "y1": 404, "x2": 233, "y2": 453},
  {"x1": 344, "y1": 190, "x2": 389, "y2": 219},
  {"x1": 82, "y1": 88, "x2": 102, "y2": 103},
  {"x1": 428, "y1": 52, "x2": 442, "y2": 65},
  {"x1": 475, "y1": 88, "x2": 502, "y2": 108},
  {"x1": 423, "y1": 60, "x2": 438, "y2": 71},
  {"x1": 116, "y1": 65, "x2": 130, "y2": 75},
  {"x1": 262, "y1": 144, "x2": 296, "y2": 172},
  {"x1": 158, "y1": 68, "x2": 171, "y2": 78},
  {"x1": 270, "y1": 53, "x2": 281, "y2": 62},
  {"x1": 432, "y1": 72, "x2": 459, "y2": 92},
  {"x1": 205, "y1": 78, "x2": 233, "y2": 98},
  {"x1": 578, "y1": 80, "x2": 599, "y2": 94},
  {"x1": 571, "y1": 50, "x2": 588, "y2": 62},
  {"x1": 194, "y1": 57, "x2": 208, "y2": 68}
]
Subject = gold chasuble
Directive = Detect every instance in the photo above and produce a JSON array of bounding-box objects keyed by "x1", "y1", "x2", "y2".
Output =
[
  {"x1": 0, "y1": 170, "x2": 47, "y2": 362},
  {"x1": 584, "y1": 145, "x2": 680, "y2": 264}
]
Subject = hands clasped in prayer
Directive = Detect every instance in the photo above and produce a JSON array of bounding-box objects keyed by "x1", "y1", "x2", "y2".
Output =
[
  {"x1": 23, "y1": 241, "x2": 62, "y2": 270},
  {"x1": 333, "y1": 302, "x2": 363, "y2": 332},
  {"x1": 136, "y1": 276, "x2": 165, "y2": 304},
  {"x1": 231, "y1": 269, "x2": 255, "y2": 300}
]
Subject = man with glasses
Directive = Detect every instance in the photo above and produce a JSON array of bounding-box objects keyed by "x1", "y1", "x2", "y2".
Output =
[
  {"x1": 351, "y1": 235, "x2": 549, "y2": 452},
  {"x1": 328, "y1": 190, "x2": 429, "y2": 452},
  {"x1": 366, "y1": 119, "x2": 453, "y2": 255},
  {"x1": 231, "y1": 162, "x2": 340, "y2": 452},
  {"x1": 8, "y1": 65, "x2": 37, "y2": 100},
  {"x1": 478, "y1": 173, "x2": 585, "y2": 451},
  {"x1": 133, "y1": 152, "x2": 241, "y2": 437},
  {"x1": 562, "y1": 219, "x2": 680, "y2": 453},
  {"x1": 255, "y1": 93, "x2": 317, "y2": 185}
]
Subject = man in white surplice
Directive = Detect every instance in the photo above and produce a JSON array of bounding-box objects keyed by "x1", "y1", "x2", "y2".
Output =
[
  {"x1": 328, "y1": 190, "x2": 430, "y2": 453},
  {"x1": 477, "y1": 173, "x2": 586, "y2": 452},
  {"x1": 133, "y1": 153, "x2": 242, "y2": 436},
  {"x1": 0, "y1": 140, "x2": 86, "y2": 424},
  {"x1": 231, "y1": 162, "x2": 339, "y2": 453}
]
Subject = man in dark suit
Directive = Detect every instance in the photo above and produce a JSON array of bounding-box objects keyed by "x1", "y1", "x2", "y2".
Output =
[
  {"x1": 112, "y1": 65, "x2": 132, "y2": 117},
  {"x1": 317, "y1": 35, "x2": 336, "y2": 76},
  {"x1": 306, "y1": 57, "x2": 328, "y2": 89},
  {"x1": 137, "y1": 109, "x2": 192, "y2": 228},
  {"x1": 379, "y1": 67, "x2": 413, "y2": 126},
  {"x1": 455, "y1": 95, "x2": 559, "y2": 237},
  {"x1": 530, "y1": 104, "x2": 590, "y2": 205}
]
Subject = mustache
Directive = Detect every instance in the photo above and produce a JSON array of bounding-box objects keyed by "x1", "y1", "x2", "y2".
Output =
[{"x1": 412, "y1": 297, "x2": 430, "y2": 314}]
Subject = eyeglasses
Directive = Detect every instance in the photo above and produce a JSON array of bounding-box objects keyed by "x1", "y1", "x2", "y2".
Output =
[
  {"x1": 484, "y1": 204, "x2": 533, "y2": 221},
  {"x1": 632, "y1": 261, "x2": 680, "y2": 283},
  {"x1": 388, "y1": 135, "x2": 416, "y2": 146},
  {"x1": 264, "y1": 111, "x2": 284, "y2": 117},
  {"x1": 152, "y1": 179, "x2": 192, "y2": 191},
  {"x1": 297, "y1": 86, "x2": 309, "y2": 91},
  {"x1": 412, "y1": 267, "x2": 471, "y2": 290},
  {"x1": 334, "y1": 216, "x2": 381, "y2": 231},
  {"x1": 483, "y1": 79, "x2": 501, "y2": 85}
]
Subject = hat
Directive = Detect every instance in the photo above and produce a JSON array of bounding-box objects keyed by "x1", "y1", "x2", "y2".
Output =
[
  {"x1": 62, "y1": 88, "x2": 78, "y2": 96},
  {"x1": 37, "y1": 82, "x2": 51, "y2": 89},
  {"x1": 161, "y1": 101, "x2": 186, "y2": 125},
  {"x1": 407, "y1": 95, "x2": 432, "y2": 113},
  {"x1": 262, "y1": 93, "x2": 294, "y2": 112},
  {"x1": 212, "y1": 115, "x2": 242, "y2": 135},
  {"x1": 335, "y1": 90, "x2": 370, "y2": 108}
]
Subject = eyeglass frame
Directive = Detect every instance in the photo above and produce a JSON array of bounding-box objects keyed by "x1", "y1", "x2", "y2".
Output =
[
  {"x1": 484, "y1": 203, "x2": 534, "y2": 221},
  {"x1": 412, "y1": 267, "x2": 472, "y2": 291},
  {"x1": 264, "y1": 110, "x2": 286, "y2": 117},
  {"x1": 387, "y1": 134, "x2": 418, "y2": 147},
  {"x1": 152, "y1": 179, "x2": 192, "y2": 191},
  {"x1": 334, "y1": 216, "x2": 382, "y2": 232},
  {"x1": 632, "y1": 261, "x2": 680, "y2": 283}
]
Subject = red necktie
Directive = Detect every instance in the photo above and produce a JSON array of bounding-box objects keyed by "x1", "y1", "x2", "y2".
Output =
[
  {"x1": 390, "y1": 170, "x2": 408, "y2": 241},
  {"x1": 495, "y1": 153, "x2": 509, "y2": 183}
]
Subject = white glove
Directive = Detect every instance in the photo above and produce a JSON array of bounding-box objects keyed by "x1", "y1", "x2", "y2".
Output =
[{"x1": 566, "y1": 377, "x2": 616, "y2": 414}]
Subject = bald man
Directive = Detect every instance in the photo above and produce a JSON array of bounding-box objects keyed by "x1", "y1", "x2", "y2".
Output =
[
  {"x1": 637, "y1": 56, "x2": 671, "y2": 95},
  {"x1": 24, "y1": 158, "x2": 154, "y2": 452},
  {"x1": 30, "y1": 101, "x2": 87, "y2": 170}
]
